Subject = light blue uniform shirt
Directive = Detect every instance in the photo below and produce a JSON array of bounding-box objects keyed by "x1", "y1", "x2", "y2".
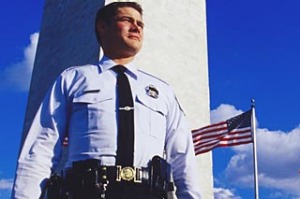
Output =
[{"x1": 12, "y1": 56, "x2": 202, "y2": 199}]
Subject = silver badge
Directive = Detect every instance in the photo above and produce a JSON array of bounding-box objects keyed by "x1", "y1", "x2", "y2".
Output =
[{"x1": 146, "y1": 85, "x2": 159, "y2": 99}]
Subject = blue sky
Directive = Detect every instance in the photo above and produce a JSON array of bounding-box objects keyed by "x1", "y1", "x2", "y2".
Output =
[{"x1": 1, "y1": 0, "x2": 300, "y2": 198}]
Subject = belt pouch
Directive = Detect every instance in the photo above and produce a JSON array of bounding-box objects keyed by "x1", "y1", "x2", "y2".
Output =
[
  {"x1": 47, "y1": 173, "x2": 63, "y2": 199},
  {"x1": 71, "y1": 159, "x2": 101, "y2": 198}
]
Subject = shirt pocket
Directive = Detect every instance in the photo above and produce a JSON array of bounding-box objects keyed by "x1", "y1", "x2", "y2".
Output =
[
  {"x1": 136, "y1": 94, "x2": 168, "y2": 139},
  {"x1": 71, "y1": 90, "x2": 114, "y2": 132}
]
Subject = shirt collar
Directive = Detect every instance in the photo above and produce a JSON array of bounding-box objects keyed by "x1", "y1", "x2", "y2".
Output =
[{"x1": 98, "y1": 55, "x2": 138, "y2": 79}]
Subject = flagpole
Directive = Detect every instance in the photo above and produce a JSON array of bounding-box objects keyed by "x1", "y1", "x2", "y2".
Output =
[{"x1": 251, "y1": 99, "x2": 259, "y2": 199}]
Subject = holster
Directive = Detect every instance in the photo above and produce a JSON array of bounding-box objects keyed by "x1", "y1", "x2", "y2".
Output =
[
  {"x1": 47, "y1": 173, "x2": 64, "y2": 199},
  {"x1": 149, "y1": 156, "x2": 174, "y2": 199}
]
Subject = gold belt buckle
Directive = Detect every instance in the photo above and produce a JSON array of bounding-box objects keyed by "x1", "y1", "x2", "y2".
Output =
[{"x1": 116, "y1": 166, "x2": 142, "y2": 183}]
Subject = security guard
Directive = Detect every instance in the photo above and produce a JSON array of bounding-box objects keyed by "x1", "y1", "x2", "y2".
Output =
[{"x1": 12, "y1": 2, "x2": 202, "y2": 199}]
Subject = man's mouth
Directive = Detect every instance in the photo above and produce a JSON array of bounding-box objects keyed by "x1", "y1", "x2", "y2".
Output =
[{"x1": 128, "y1": 34, "x2": 140, "y2": 41}]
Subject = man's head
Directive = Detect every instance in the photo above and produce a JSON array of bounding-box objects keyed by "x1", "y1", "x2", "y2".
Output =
[{"x1": 95, "y1": 2, "x2": 144, "y2": 60}]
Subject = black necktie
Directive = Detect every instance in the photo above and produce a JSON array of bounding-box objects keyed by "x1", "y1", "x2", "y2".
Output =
[{"x1": 112, "y1": 65, "x2": 134, "y2": 167}]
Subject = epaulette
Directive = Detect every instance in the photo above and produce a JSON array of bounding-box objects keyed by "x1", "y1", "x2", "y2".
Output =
[{"x1": 137, "y1": 69, "x2": 170, "y2": 86}]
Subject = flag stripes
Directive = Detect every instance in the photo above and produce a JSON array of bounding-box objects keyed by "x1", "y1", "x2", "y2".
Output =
[{"x1": 192, "y1": 110, "x2": 253, "y2": 155}]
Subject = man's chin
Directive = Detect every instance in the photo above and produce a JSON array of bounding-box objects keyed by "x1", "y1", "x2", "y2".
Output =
[{"x1": 126, "y1": 44, "x2": 142, "y2": 54}]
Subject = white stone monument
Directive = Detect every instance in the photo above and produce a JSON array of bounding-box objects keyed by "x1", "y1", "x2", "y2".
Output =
[{"x1": 22, "y1": 0, "x2": 213, "y2": 198}]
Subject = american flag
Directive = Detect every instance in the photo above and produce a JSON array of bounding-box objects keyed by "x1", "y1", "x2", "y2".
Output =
[{"x1": 192, "y1": 109, "x2": 253, "y2": 155}]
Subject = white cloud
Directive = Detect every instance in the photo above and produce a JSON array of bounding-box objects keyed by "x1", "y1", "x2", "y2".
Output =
[
  {"x1": 211, "y1": 104, "x2": 300, "y2": 197},
  {"x1": 210, "y1": 104, "x2": 243, "y2": 123},
  {"x1": 0, "y1": 32, "x2": 39, "y2": 92},
  {"x1": 0, "y1": 179, "x2": 13, "y2": 190},
  {"x1": 214, "y1": 187, "x2": 241, "y2": 199}
]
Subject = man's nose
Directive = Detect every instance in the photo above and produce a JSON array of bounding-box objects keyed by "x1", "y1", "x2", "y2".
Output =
[
  {"x1": 130, "y1": 20, "x2": 143, "y2": 32},
  {"x1": 130, "y1": 23, "x2": 140, "y2": 32}
]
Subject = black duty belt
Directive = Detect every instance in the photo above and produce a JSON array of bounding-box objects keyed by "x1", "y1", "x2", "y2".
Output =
[
  {"x1": 69, "y1": 165, "x2": 149, "y2": 184},
  {"x1": 47, "y1": 157, "x2": 173, "y2": 199},
  {"x1": 67, "y1": 159, "x2": 149, "y2": 185}
]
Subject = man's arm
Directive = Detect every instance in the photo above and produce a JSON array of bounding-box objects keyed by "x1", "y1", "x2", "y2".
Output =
[
  {"x1": 165, "y1": 91, "x2": 202, "y2": 199},
  {"x1": 12, "y1": 74, "x2": 68, "y2": 199}
]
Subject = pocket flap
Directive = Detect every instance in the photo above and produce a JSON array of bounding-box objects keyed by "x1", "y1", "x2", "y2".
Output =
[
  {"x1": 136, "y1": 93, "x2": 167, "y2": 116},
  {"x1": 73, "y1": 89, "x2": 113, "y2": 103}
]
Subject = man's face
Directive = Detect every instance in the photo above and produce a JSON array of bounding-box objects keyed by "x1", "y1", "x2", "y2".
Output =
[{"x1": 99, "y1": 7, "x2": 144, "y2": 59}]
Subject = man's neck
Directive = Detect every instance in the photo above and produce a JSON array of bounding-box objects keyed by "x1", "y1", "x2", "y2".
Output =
[{"x1": 111, "y1": 57, "x2": 135, "y2": 65}]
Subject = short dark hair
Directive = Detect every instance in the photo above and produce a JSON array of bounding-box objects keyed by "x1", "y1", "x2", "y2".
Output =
[{"x1": 95, "y1": 2, "x2": 143, "y2": 44}]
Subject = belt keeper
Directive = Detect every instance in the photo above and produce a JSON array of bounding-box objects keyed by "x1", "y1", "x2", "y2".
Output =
[
  {"x1": 134, "y1": 167, "x2": 142, "y2": 183},
  {"x1": 116, "y1": 166, "x2": 122, "y2": 182}
]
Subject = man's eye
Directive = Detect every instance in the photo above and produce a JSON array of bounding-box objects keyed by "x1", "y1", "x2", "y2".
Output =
[
  {"x1": 118, "y1": 17, "x2": 132, "y2": 22},
  {"x1": 116, "y1": 17, "x2": 144, "y2": 29},
  {"x1": 137, "y1": 22, "x2": 144, "y2": 29}
]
